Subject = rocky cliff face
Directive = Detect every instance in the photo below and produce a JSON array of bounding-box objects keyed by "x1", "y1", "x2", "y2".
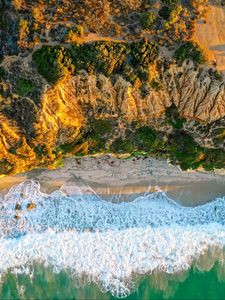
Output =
[
  {"x1": 37, "y1": 59, "x2": 225, "y2": 128},
  {"x1": 0, "y1": 58, "x2": 224, "y2": 175}
]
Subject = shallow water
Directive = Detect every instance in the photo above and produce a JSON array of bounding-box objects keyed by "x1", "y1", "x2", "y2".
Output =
[
  {"x1": 0, "y1": 180, "x2": 225, "y2": 299},
  {"x1": 1, "y1": 263, "x2": 225, "y2": 299}
]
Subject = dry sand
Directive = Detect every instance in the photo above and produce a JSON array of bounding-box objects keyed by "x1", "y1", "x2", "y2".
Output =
[
  {"x1": 193, "y1": 1, "x2": 225, "y2": 74},
  {"x1": 0, "y1": 155, "x2": 224, "y2": 207}
]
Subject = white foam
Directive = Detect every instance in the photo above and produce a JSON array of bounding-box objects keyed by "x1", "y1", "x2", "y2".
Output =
[{"x1": 0, "y1": 181, "x2": 225, "y2": 297}]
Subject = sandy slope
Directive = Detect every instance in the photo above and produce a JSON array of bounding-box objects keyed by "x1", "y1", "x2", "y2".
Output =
[{"x1": 193, "y1": 2, "x2": 225, "y2": 73}]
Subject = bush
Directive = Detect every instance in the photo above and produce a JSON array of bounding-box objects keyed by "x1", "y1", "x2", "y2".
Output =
[
  {"x1": 33, "y1": 45, "x2": 75, "y2": 84},
  {"x1": 161, "y1": 0, "x2": 179, "y2": 5},
  {"x1": 135, "y1": 126, "x2": 164, "y2": 151},
  {"x1": 95, "y1": 41, "x2": 129, "y2": 76},
  {"x1": 16, "y1": 78, "x2": 35, "y2": 96},
  {"x1": 130, "y1": 39, "x2": 159, "y2": 69},
  {"x1": 72, "y1": 41, "x2": 129, "y2": 76},
  {"x1": 175, "y1": 41, "x2": 207, "y2": 64},
  {"x1": 168, "y1": 131, "x2": 204, "y2": 170},
  {"x1": 87, "y1": 119, "x2": 114, "y2": 152},
  {"x1": 71, "y1": 43, "x2": 97, "y2": 74},
  {"x1": 66, "y1": 25, "x2": 84, "y2": 41},
  {"x1": 166, "y1": 105, "x2": 185, "y2": 129},
  {"x1": 202, "y1": 149, "x2": 225, "y2": 170},
  {"x1": 163, "y1": 4, "x2": 183, "y2": 29},
  {"x1": 158, "y1": 6, "x2": 171, "y2": 20},
  {"x1": 140, "y1": 11, "x2": 157, "y2": 30},
  {"x1": 0, "y1": 67, "x2": 5, "y2": 78},
  {"x1": 150, "y1": 79, "x2": 161, "y2": 90},
  {"x1": 111, "y1": 138, "x2": 135, "y2": 154}
]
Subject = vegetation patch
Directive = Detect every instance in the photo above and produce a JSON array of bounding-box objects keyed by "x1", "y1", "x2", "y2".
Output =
[
  {"x1": 167, "y1": 131, "x2": 204, "y2": 170},
  {"x1": 16, "y1": 78, "x2": 36, "y2": 96},
  {"x1": 0, "y1": 67, "x2": 5, "y2": 78},
  {"x1": 175, "y1": 41, "x2": 207, "y2": 64},
  {"x1": 87, "y1": 119, "x2": 114, "y2": 152},
  {"x1": 135, "y1": 126, "x2": 159, "y2": 151},
  {"x1": 111, "y1": 138, "x2": 135, "y2": 154},
  {"x1": 130, "y1": 39, "x2": 159, "y2": 69},
  {"x1": 161, "y1": 0, "x2": 179, "y2": 5},
  {"x1": 32, "y1": 45, "x2": 75, "y2": 84},
  {"x1": 158, "y1": 6, "x2": 171, "y2": 20},
  {"x1": 34, "y1": 145, "x2": 48, "y2": 159},
  {"x1": 140, "y1": 11, "x2": 157, "y2": 30},
  {"x1": 72, "y1": 41, "x2": 129, "y2": 77},
  {"x1": 166, "y1": 105, "x2": 186, "y2": 129},
  {"x1": 66, "y1": 25, "x2": 84, "y2": 42},
  {"x1": 202, "y1": 149, "x2": 225, "y2": 171}
]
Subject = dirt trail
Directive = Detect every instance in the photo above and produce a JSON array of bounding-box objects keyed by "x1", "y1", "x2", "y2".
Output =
[
  {"x1": 0, "y1": 33, "x2": 126, "y2": 67},
  {"x1": 193, "y1": 2, "x2": 225, "y2": 73}
]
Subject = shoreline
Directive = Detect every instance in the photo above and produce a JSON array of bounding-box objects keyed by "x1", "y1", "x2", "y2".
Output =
[{"x1": 0, "y1": 155, "x2": 224, "y2": 206}]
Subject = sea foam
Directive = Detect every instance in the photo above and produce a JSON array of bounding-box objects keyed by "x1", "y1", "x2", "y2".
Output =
[{"x1": 0, "y1": 180, "x2": 225, "y2": 297}]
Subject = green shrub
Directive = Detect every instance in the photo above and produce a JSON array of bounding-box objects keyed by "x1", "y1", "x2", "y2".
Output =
[
  {"x1": 32, "y1": 45, "x2": 75, "y2": 84},
  {"x1": 71, "y1": 43, "x2": 98, "y2": 74},
  {"x1": 175, "y1": 41, "x2": 207, "y2": 64},
  {"x1": 88, "y1": 119, "x2": 113, "y2": 138},
  {"x1": 111, "y1": 138, "x2": 135, "y2": 153},
  {"x1": 158, "y1": 6, "x2": 171, "y2": 20},
  {"x1": 66, "y1": 25, "x2": 84, "y2": 41},
  {"x1": 72, "y1": 41, "x2": 129, "y2": 76},
  {"x1": 130, "y1": 39, "x2": 159, "y2": 69},
  {"x1": 166, "y1": 105, "x2": 185, "y2": 129},
  {"x1": 168, "y1": 131, "x2": 204, "y2": 170},
  {"x1": 135, "y1": 126, "x2": 164, "y2": 151},
  {"x1": 71, "y1": 40, "x2": 158, "y2": 81},
  {"x1": 202, "y1": 149, "x2": 225, "y2": 170},
  {"x1": 150, "y1": 79, "x2": 161, "y2": 90},
  {"x1": 122, "y1": 64, "x2": 139, "y2": 84},
  {"x1": 140, "y1": 11, "x2": 157, "y2": 30},
  {"x1": 95, "y1": 41, "x2": 129, "y2": 76},
  {"x1": 161, "y1": 0, "x2": 179, "y2": 5},
  {"x1": 0, "y1": 67, "x2": 5, "y2": 78},
  {"x1": 213, "y1": 70, "x2": 222, "y2": 81},
  {"x1": 16, "y1": 78, "x2": 35, "y2": 96},
  {"x1": 87, "y1": 119, "x2": 114, "y2": 151},
  {"x1": 34, "y1": 145, "x2": 48, "y2": 159}
]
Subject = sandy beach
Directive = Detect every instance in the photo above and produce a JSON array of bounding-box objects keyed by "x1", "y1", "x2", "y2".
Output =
[{"x1": 0, "y1": 155, "x2": 224, "y2": 206}]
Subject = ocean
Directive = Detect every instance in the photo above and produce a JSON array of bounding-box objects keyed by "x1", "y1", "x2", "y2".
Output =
[{"x1": 0, "y1": 180, "x2": 225, "y2": 299}]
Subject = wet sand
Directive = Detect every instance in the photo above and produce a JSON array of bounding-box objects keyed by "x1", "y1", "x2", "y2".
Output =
[{"x1": 0, "y1": 155, "x2": 224, "y2": 206}]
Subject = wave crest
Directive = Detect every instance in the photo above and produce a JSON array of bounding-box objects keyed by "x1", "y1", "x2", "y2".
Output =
[{"x1": 0, "y1": 180, "x2": 224, "y2": 297}]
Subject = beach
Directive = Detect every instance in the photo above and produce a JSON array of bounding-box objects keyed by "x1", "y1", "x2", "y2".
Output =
[
  {"x1": 0, "y1": 155, "x2": 224, "y2": 206},
  {"x1": 0, "y1": 155, "x2": 225, "y2": 299}
]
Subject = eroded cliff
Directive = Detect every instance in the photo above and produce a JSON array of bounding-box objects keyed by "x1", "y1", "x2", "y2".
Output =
[{"x1": 0, "y1": 0, "x2": 224, "y2": 174}]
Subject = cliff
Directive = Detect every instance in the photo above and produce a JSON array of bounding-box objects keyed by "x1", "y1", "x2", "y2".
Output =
[{"x1": 0, "y1": 0, "x2": 224, "y2": 174}]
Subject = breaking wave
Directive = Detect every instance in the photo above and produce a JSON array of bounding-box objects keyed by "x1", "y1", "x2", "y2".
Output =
[{"x1": 0, "y1": 180, "x2": 225, "y2": 297}]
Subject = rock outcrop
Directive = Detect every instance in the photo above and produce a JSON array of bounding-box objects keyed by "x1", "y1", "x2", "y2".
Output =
[{"x1": 0, "y1": 59, "x2": 224, "y2": 174}]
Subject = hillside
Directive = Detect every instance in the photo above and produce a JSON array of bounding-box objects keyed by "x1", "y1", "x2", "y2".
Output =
[{"x1": 0, "y1": 0, "x2": 224, "y2": 175}]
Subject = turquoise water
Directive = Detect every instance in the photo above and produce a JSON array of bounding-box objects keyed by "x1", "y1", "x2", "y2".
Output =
[
  {"x1": 0, "y1": 180, "x2": 225, "y2": 299},
  {"x1": 1, "y1": 264, "x2": 225, "y2": 299}
]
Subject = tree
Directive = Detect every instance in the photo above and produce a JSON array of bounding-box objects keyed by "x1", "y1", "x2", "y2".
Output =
[
  {"x1": 175, "y1": 41, "x2": 207, "y2": 64},
  {"x1": 140, "y1": 11, "x2": 157, "y2": 30}
]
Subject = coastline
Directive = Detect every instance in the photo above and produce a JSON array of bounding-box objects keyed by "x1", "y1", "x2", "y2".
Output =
[{"x1": 0, "y1": 155, "x2": 224, "y2": 206}]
